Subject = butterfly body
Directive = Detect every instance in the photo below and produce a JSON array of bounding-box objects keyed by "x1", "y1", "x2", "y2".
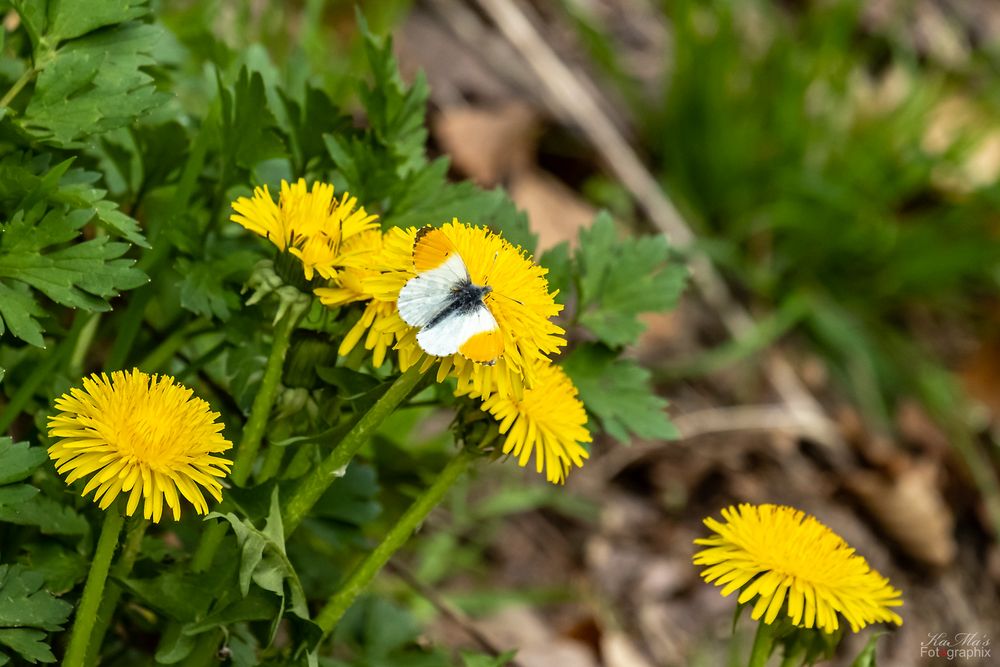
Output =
[{"x1": 398, "y1": 228, "x2": 504, "y2": 364}]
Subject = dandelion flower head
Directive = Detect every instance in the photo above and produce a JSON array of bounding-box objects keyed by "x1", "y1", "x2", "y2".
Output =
[
  {"x1": 231, "y1": 178, "x2": 378, "y2": 281},
  {"x1": 693, "y1": 504, "x2": 903, "y2": 633},
  {"x1": 47, "y1": 369, "x2": 233, "y2": 523},
  {"x1": 458, "y1": 360, "x2": 591, "y2": 483},
  {"x1": 346, "y1": 221, "x2": 566, "y2": 399},
  {"x1": 315, "y1": 229, "x2": 398, "y2": 368}
]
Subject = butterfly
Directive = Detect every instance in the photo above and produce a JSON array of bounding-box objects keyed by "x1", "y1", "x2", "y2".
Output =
[{"x1": 397, "y1": 227, "x2": 505, "y2": 365}]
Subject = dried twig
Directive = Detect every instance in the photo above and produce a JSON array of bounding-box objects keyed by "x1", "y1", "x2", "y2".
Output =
[
  {"x1": 589, "y1": 404, "x2": 823, "y2": 483},
  {"x1": 471, "y1": 0, "x2": 848, "y2": 466},
  {"x1": 387, "y1": 561, "x2": 521, "y2": 665}
]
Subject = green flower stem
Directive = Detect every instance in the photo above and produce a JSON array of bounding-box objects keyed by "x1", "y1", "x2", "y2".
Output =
[
  {"x1": 84, "y1": 518, "x2": 149, "y2": 667},
  {"x1": 188, "y1": 305, "x2": 302, "y2": 586},
  {"x1": 69, "y1": 314, "x2": 101, "y2": 377},
  {"x1": 0, "y1": 66, "x2": 37, "y2": 108},
  {"x1": 231, "y1": 307, "x2": 302, "y2": 486},
  {"x1": 282, "y1": 364, "x2": 427, "y2": 536},
  {"x1": 315, "y1": 446, "x2": 475, "y2": 636},
  {"x1": 136, "y1": 318, "x2": 212, "y2": 372},
  {"x1": 63, "y1": 509, "x2": 124, "y2": 667},
  {"x1": 256, "y1": 442, "x2": 284, "y2": 483},
  {"x1": 748, "y1": 621, "x2": 777, "y2": 667}
]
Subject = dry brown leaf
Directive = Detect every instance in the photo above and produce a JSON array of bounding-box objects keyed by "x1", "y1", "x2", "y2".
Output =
[
  {"x1": 845, "y1": 463, "x2": 957, "y2": 568},
  {"x1": 432, "y1": 103, "x2": 539, "y2": 186},
  {"x1": 476, "y1": 607, "x2": 599, "y2": 667},
  {"x1": 509, "y1": 168, "x2": 595, "y2": 250},
  {"x1": 923, "y1": 95, "x2": 1000, "y2": 192},
  {"x1": 961, "y1": 337, "x2": 1000, "y2": 419},
  {"x1": 602, "y1": 632, "x2": 656, "y2": 667},
  {"x1": 896, "y1": 400, "x2": 951, "y2": 458}
]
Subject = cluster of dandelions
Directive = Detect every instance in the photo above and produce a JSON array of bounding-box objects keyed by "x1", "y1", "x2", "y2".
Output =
[{"x1": 231, "y1": 178, "x2": 590, "y2": 484}]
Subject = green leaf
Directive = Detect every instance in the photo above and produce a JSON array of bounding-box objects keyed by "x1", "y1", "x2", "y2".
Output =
[
  {"x1": 0, "y1": 282, "x2": 47, "y2": 347},
  {"x1": 218, "y1": 68, "x2": 285, "y2": 172},
  {"x1": 122, "y1": 567, "x2": 231, "y2": 622},
  {"x1": 207, "y1": 489, "x2": 310, "y2": 643},
  {"x1": 0, "y1": 203, "x2": 146, "y2": 346},
  {"x1": 461, "y1": 650, "x2": 517, "y2": 667},
  {"x1": 22, "y1": 23, "x2": 168, "y2": 145},
  {"x1": 0, "y1": 492, "x2": 89, "y2": 535},
  {"x1": 357, "y1": 15, "x2": 429, "y2": 176},
  {"x1": 0, "y1": 629, "x2": 56, "y2": 664},
  {"x1": 47, "y1": 0, "x2": 150, "y2": 43},
  {"x1": 315, "y1": 463, "x2": 381, "y2": 525},
  {"x1": 0, "y1": 438, "x2": 47, "y2": 485},
  {"x1": 0, "y1": 485, "x2": 39, "y2": 508},
  {"x1": 563, "y1": 344, "x2": 677, "y2": 443},
  {"x1": 22, "y1": 544, "x2": 88, "y2": 595},
  {"x1": 176, "y1": 249, "x2": 258, "y2": 321},
  {"x1": 539, "y1": 242, "x2": 572, "y2": 305},
  {"x1": 0, "y1": 564, "x2": 72, "y2": 632},
  {"x1": 851, "y1": 633, "x2": 886, "y2": 667},
  {"x1": 575, "y1": 212, "x2": 686, "y2": 347}
]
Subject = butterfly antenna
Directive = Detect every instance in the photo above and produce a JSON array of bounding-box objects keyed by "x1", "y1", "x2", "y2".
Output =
[{"x1": 484, "y1": 251, "x2": 500, "y2": 287}]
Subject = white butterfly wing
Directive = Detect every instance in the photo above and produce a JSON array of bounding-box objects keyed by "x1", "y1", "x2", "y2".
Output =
[
  {"x1": 397, "y1": 254, "x2": 469, "y2": 327},
  {"x1": 416, "y1": 304, "x2": 498, "y2": 357}
]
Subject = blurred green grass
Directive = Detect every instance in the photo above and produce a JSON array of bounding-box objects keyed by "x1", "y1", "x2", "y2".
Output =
[{"x1": 573, "y1": 0, "x2": 1000, "y2": 433}]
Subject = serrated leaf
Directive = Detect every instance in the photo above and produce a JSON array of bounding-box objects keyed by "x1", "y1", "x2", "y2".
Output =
[
  {"x1": 0, "y1": 439, "x2": 47, "y2": 485},
  {"x1": 22, "y1": 23, "x2": 168, "y2": 145},
  {"x1": 563, "y1": 344, "x2": 677, "y2": 443},
  {"x1": 0, "y1": 491, "x2": 88, "y2": 535},
  {"x1": 176, "y1": 249, "x2": 257, "y2": 321},
  {"x1": 22, "y1": 544, "x2": 88, "y2": 595},
  {"x1": 0, "y1": 281, "x2": 46, "y2": 347},
  {"x1": 0, "y1": 628, "x2": 56, "y2": 664},
  {"x1": 0, "y1": 565, "x2": 72, "y2": 632},
  {"x1": 207, "y1": 489, "x2": 310, "y2": 644},
  {"x1": 575, "y1": 212, "x2": 686, "y2": 347},
  {"x1": 122, "y1": 567, "x2": 231, "y2": 622},
  {"x1": 47, "y1": 0, "x2": 150, "y2": 43},
  {"x1": 219, "y1": 68, "x2": 285, "y2": 171},
  {"x1": 0, "y1": 203, "x2": 146, "y2": 345},
  {"x1": 357, "y1": 19, "x2": 429, "y2": 176}
]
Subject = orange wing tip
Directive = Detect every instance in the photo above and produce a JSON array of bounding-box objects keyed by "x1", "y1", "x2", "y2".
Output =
[
  {"x1": 412, "y1": 226, "x2": 457, "y2": 272},
  {"x1": 459, "y1": 330, "x2": 504, "y2": 365}
]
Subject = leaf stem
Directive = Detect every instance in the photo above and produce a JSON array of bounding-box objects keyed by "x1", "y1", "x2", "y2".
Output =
[
  {"x1": 0, "y1": 313, "x2": 87, "y2": 434},
  {"x1": 136, "y1": 318, "x2": 212, "y2": 372},
  {"x1": 315, "y1": 446, "x2": 475, "y2": 636},
  {"x1": 84, "y1": 518, "x2": 149, "y2": 667},
  {"x1": 0, "y1": 66, "x2": 37, "y2": 108},
  {"x1": 63, "y1": 509, "x2": 124, "y2": 667},
  {"x1": 748, "y1": 621, "x2": 776, "y2": 667},
  {"x1": 282, "y1": 363, "x2": 428, "y2": 536},
  {"x1": 230, "y1": 306, "x2": 302, "y2": 486}
]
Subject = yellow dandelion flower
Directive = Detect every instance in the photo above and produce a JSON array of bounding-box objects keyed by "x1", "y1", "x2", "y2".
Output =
[
  {"x1": 315, "y1": 230, "x2": 399, "y2": 368},
  {"x1": 47, "y1": 370, "x2": 233, "y2": 523},
  {"x1": 693, "y1": 504, "x2": 903, "y2": 633},
  {"x1": 230, "y1": 178, "x2": 378, "y2": 281},
  {"x1": 344, "y1": 222, "x2": 565, "y2": 398},
  {"x1": 459, "y1": 361, "x2": 591, "y2": 483}
]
